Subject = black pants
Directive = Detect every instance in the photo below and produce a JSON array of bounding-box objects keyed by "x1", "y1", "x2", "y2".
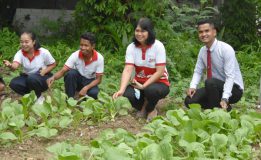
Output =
[
  {"x1": 123, "y1": 82, "x2": 169, "y2": 113},
  {"x1": 64, "y1": 69, "x2": 99, "y2": 99},
  {"x1": 9, "y1": 72, "x2": 52, "y2": 97},
  {"x1": 184, "y1": 78, "x2": 243, "y2": 109}
]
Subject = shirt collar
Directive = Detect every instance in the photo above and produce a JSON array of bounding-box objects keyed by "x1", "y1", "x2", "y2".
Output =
[
  {"x1": 136, "y1": 45, "x2": 152, "y2": 60},
  {"x1": 22, "y1": 49, "x2": 40, "y2": 62},
  {"x1": 136, "y1": 44, "x2": 152, "y2": 50},
  {"x1": 206, "y1": 38, "x2": 218, "y2": 52},
  {"x1": 78, "y1": 50, "x2": 98, "y2": 65}
]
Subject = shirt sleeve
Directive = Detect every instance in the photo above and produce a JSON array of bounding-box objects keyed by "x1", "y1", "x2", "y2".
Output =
[
  {"x1": 43, "y1": 49, "x2": 56, "y2": 65},
  {"x1": 190, "y1": 49, "x2": 205, "y2": 89},
  {"x1": 125, "y1": 45, "x2": 134, "y2": 65},
  {"x1": 155, "y1": 41, "x2": 166, "y2": 65},
  {"x1": 222, "y1": 46, "x2": 236, "y2": 99},
  {"x1": 96, "y1": 55, "x2": 104, "y2": 74},
  {"x1": 65, "y1": 53, "x2": 77, "y2": 69},
  {"x1": 13, "y1": 51, "x2": 22, "y2": 64}
]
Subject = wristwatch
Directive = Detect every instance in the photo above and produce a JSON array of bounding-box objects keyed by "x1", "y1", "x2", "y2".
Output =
[{"x1": 221, "y1": 98, "x2": 229, "y2": 104}]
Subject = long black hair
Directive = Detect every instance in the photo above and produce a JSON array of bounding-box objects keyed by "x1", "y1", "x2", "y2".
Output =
[
  {"x1": 20, "y1": 31, "x2": 41, "y2": 50},
  {"x1": 133, "y1": 17, "x2": 156, "y2": 46}
]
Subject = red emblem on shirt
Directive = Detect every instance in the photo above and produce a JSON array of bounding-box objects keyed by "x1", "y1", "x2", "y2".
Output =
[{"x1": 148, "y1": 58, "x2": 155, "y2": 63}]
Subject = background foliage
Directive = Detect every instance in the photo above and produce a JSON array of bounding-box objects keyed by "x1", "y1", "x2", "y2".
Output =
[{"x1": 220, "y1": 0, "x2": 260, "y2": 50}]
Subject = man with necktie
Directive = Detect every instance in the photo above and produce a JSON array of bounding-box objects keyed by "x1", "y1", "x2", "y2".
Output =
[{"x1": 184, "y1": 19, "x2": 244, "y2": 111}]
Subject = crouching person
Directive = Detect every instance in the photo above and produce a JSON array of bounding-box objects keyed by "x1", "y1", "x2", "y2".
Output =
[
  {"x1": 47, "y1": 32, "x2": 104, "y2": 99},
  {"x1": 184, "y1": 19, "x2": 244, "y2": 111},
  {"x1": 3, "y1": 31, "x2": 56, "y2": 104}
]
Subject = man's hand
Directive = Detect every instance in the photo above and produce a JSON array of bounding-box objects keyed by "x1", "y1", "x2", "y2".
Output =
[
  {"x1": 46, "y1": 76, "x2": 55, "y2": 88},
  {"x1": 220, "y1": 99, "x2": 228, "y2": 109},
  {"x1": 186, "y1": 88, "x2": 196, "y2": 98},
  {"x1": 79, "y1": 87, "x2": 88, "y2": 97}
]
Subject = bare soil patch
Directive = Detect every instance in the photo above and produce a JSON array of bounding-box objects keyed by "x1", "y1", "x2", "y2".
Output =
[{"x1": 0, "y1": 114, "x2": 146, "y2": 160}]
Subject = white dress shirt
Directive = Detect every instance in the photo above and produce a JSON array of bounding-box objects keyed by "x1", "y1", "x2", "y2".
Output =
[{"x1": 190, "y1": 39, "x2": 244, "y2": 99}]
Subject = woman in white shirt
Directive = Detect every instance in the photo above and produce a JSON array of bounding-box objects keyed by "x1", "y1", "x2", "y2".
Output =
[
  {"x1": 3, "y1": 31, "x2": 56, "y2": 104},
  {"x1": 113, "y1": 18, "x2": 170, "y2": 122}
]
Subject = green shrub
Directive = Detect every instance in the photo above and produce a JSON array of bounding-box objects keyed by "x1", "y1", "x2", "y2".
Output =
[
  {"x1": 221, "y1": 0, "x2": 259, "y2": 50},
  {"x1": 0, "y1": 28, "x2": 19, "y2": 60}
]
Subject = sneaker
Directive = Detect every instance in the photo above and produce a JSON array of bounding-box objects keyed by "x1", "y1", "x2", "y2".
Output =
[{"x1": 35, "y1": 95, "x2": 45, "y2": 105}]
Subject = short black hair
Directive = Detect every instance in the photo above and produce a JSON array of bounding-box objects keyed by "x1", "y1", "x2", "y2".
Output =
[
  {"x1": 21, "y1": 31, "x2": 41, "y2": 50},
  {"x1": 197, "y1": 19, "x2": 216, "y2": 30},
  {"x1": 80, "y1": 32, "x2": 96, "y2": 45},
  {"x1": 133, "y1": 17, "x2": 156, "y2": 46}
]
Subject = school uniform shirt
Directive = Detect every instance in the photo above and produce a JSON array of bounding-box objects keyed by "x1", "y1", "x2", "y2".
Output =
[
  {"x1": 125, "y1": 40, "x2": 170, "y2": 86},
  {"x1": 13, "y1": 48, "x2": 56, "y2": 74},
  {"x1": 64, "y1": 50, "x2": 104, "y2": 79},
  {"x1": 190, "y1": 39, "x2": 244, "y2": 99}
]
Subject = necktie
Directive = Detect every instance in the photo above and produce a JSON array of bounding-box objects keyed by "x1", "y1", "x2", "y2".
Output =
[{"x1": 207, "y1": 49, "x2": 212, "y2": 78}]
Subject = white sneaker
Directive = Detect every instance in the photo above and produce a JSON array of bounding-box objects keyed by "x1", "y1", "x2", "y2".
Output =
[{"x1": 35, "y1": 95, "x2": 45, "y2": 105}]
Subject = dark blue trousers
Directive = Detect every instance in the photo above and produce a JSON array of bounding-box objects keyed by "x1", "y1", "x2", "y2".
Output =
[
  {"x1": 64, "y1": 69, "x2": 99, "y2": 99},
  {"x1": 9, "y1": 72, "x2": 52, "y2": 97}
]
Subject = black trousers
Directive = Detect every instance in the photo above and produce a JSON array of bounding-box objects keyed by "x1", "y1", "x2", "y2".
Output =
[
  {"x1": 123, "y1": 82, "x2": 169, "y2": 113},
  {"x1": 185, "y1": 78, "x2": 243, "y2": 110},
  {"x1": 9, "y1": 72, "x2": 52, "y2": 97},
  {"x1": 64, "y1": 69, "x2": 99, "y2": 99}
]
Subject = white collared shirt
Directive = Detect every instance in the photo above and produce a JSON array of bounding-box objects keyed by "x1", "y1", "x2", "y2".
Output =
[
  {"x1": 190, "y1": 39, "x2": 244, "y2": 99},
  {"x1": 64, "y1": 50, "x2": 104, "y2": 79},
  {"x1": 13, "y1": 48, "x2": 55, "y2": 74}
]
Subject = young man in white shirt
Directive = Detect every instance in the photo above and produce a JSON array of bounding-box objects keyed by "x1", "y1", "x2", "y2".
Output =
[
  {"x1": 185, "y1": 19, "x2": 244, "y2": 111},
  {"x1": 47, "y1": 32, "x2": 104, "y2": 99}
]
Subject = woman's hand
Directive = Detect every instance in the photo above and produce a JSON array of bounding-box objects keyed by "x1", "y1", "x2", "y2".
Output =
[
  {"x1": 113, "y1": 90, "x2": 124, "y2": 99},
  {"x1": 131, "y1": 79, "x2": 144, "y2": 90},
  {"x1": 40, "y1": 68, "x2": 47, "y2": 76},
  {"x1": 3, "y1": 60, "x2": 12, "y2": 68}
]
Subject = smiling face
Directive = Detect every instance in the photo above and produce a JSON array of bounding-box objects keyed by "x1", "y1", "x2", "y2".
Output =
[
  {"x1": 135, "y1": 25, "x2": 149, "y2": 46},
  {"x1": 80, "y1": 38, "x2": 95, "y2": 55},
  {"x1": 20, "y1": 33, "x2": 35, "y2": 52},
  {"x1": 198, "y1": 23, "x2": 216, "y2": 48}
]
